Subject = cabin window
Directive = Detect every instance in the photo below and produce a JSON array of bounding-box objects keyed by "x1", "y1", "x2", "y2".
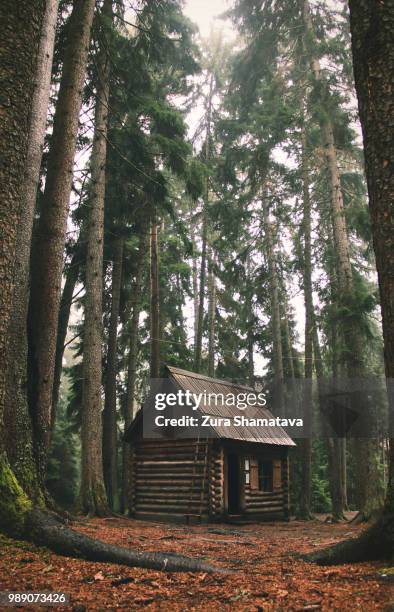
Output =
[
  {"x1": 244, "y1": 458, "x2": 250, "y2": 484},
  {"x1": 258, "y1": 460, "x2": 273, "y2": 492},
  {"x1": 245, "y1": 457, "x2": 281, "y2": 491}
]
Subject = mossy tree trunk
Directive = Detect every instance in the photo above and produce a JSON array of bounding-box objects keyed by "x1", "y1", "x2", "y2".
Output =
[
  {"x1": 0, "y1": 0, "x2": 47, "y2": 510},
  {"x1": 4, "y1": 0, "x2": 59, "y2": 499}
]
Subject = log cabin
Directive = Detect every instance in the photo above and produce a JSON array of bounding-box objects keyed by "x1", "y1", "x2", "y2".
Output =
[{"x1": 124, "y1": 366, "x2": 295, "y2": 523}]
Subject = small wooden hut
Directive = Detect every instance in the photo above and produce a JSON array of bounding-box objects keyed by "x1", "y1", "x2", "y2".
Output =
[{"x1": 124, "y1": 366, "x2": 295, "y2": 523}]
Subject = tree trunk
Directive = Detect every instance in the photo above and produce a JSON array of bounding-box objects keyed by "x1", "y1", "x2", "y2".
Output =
[
  {"x1": 312, "y1": 317, "x2": 345, "y2": 522},
  {"x1": 207, "y1": 248, "x2": 216, "y2": 377},
  {"x1": 0, "y1": 0, "x2": 45, "y2": 409},
  {"x1": 52, "y1": 243, "x2": 82, "y2": 424},
  {"x1": 194, "y1": 211, "x2": 208, "y2": 373},
  {"x1": 103, "y1": 235, "x2": 124, "y2": 510},
  {"x1": 348, "y1": 0, "x2": 394, "y2": 507},
  {"x1": 302, "y1": 0, "x2": 394, "y2": 562},
  {"x1": 303, "y1": 0, "x2": 380, "y2": 522},
  {"x1": 194, "y1": 74, "x2": 213, "y2": 374},
  {"x1": 0, "y1": 0, "x2": 45, "y2": 528},
  {"x1": 3, "y1": 0, "x2": 59, "y2": 499},
  {"x1": 325, "y1": 229, "x2": 347, "y2": 519},
  {"x1": 281, "y1": 304, "x2": 296, "y2": 381},
  {"x1": 262, "y1": 200, "x2": 285, "y2": 416},
  {"x1": 28, "y1": 0, "x2": 96, "y2": 488},
  {"x1": 150, "y1": 221, "x2": 160, "y2": 379},
  {"x1": 192, "y1": 237, "x2": 199, "y2": 348},
  {"x1": 299, "y1": 127, "x2": 313, "y2": 520},
  {"x1": 246, "y1": 255, "x2": 255, "y2": 387},
  {"x1": 79, "y1": 0, "x2": 112, "y2": 516},
  {"x1": 122, "y1": 230, "x2": 148, "y2": 514},
  {"x1": 340, "y1": 437, "x2": 348, "y2": 510}
]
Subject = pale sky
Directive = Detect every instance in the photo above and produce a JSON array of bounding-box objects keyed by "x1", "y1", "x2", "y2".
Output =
[{"x1": 183, "y1": 0, "x2": 233, "y2": 39}]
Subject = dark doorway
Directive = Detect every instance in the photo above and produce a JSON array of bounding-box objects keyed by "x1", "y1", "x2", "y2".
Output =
[{"x1": 227, "y1": 453, "x2": 240, "y2": 513}]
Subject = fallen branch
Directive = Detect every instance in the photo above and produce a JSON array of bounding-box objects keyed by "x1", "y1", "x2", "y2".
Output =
[{"x1": 25, "y1": 510, "x2": 225, "y2": 573}]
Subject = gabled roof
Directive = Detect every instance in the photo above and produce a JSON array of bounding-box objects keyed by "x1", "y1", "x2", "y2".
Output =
[
  {"x1": 125, "y1": 365, "x2": 295, "y2": 446},
  {"x1": 166, "y1": 366, "x2": 295, "y2": 446}
]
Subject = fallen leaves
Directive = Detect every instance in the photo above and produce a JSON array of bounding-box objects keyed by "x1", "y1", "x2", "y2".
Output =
[{"x1": 0, "y1": 517, "x2": 392, "y2": 610}]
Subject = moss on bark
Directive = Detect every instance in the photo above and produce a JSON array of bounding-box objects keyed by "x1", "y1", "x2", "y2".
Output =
[{"x1": 0, "y1": 454, "x2": 32, "y2": 537}]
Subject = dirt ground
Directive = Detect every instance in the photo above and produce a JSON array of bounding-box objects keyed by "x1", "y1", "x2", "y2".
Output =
[{"x1": 0, "y1": 515, "x2": 393, "y2": 611}]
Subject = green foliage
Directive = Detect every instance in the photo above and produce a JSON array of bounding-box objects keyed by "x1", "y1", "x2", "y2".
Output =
[{"x1": 46, "y1": 398, "x2": 80, "y2": 509}]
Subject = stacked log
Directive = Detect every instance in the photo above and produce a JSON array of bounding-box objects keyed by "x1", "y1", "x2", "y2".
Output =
[{"x1": 132, "y1": 439, "x2": 210, "y2": 519}]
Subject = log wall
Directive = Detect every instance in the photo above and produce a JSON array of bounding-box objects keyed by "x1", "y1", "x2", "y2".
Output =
[
  {"x1": 131, "y1": 439, "x2": 211, "y2": 521},
  {"x1": 208, "y1": 441, "x2": 224, "y2": 518},
  {"x1": 129, "y1": 437, "x2": 290, "y2": 522}
]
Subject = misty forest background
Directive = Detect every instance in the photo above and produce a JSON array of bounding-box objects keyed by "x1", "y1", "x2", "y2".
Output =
[{"x1": 1, "y1": 0, "x2": 393, "y2": 562}]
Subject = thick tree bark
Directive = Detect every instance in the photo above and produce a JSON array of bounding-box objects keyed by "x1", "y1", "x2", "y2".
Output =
[
  {"x1": 299, "y1": 128, "x2": 313, "y2": 520},
  {"x1": 207, "y1": 249, "x2": 216, "y2": 377},
  {"x1": 3, "y1": 0, "x2": 59, "y2": 499},
  {"x1": 348, "y1": 0, "x2": 394, "y2": 479},
  {"x1": 52, "y1": 243, "x2": 82, "y2": 424},
  {"x1": 303, "y1": 0, "x2": 379, "y2": 522},
  {"x1": 103, "y1": 235, "x2": 124, "y2": 510},
  {"x1": 262, "y1": 201, "x2": 285, "y2": 416},
  {"x1": 0, "y1": 0, "x2": 45, "y2": 437},
  {"x1": 79, "y1": 0, "x2": 111, "y2": 516},
  {"x1": 150, "y1": 221, "x2": 160, "y2": 379},
  {"x1": 28, "y1": 0, "x2": 96, "y2": 487},
  {"x1": 0, "y1": 0, "x2": 47, "y2": 513}
]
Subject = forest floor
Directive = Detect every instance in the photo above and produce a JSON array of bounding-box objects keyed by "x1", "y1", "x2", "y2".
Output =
[{"x1": 0, "y1": 515, "x2": 393, "y2": 611}]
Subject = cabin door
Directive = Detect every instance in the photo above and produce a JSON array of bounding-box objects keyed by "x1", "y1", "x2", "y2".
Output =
[{"x1": 227, "y1": 453, "x2": 240, "y2": 514}]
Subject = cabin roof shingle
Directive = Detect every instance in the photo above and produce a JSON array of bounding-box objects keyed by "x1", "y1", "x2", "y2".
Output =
[
  {"x1": 166, "y1": 366, "x2": 295, "y2": 446},
  {"x1": 125, "y1": 365, "x2": 295, "y2": 447}
]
